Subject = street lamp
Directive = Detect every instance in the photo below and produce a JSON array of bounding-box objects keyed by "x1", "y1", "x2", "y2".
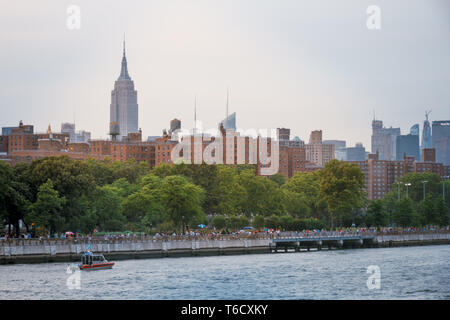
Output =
[
  {"x1": 405, "y1": 183, "x2": 411, "y2": 199},
  {"x1": 422, "y1": 181, "x2": 428, "y2": 201}
]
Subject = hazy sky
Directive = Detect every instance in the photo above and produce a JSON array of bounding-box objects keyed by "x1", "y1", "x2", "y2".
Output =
[{"x1": 1, "y1": 0, "x2": 449, "y2": 149}]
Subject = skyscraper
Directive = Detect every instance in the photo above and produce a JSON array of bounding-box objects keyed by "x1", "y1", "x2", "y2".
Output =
[
  {"x1": 371, "y1": 119, "x2": 400, "y2": 161},
  {"x1": 432, "y1": 120, "x2": 450, "y2": 165},
  {"x1": 410, "y1": 124, "x2": 419, "y2": 136},
  {"x1": 219, "y1": 112, "x2": 236, "y2": 131},
  {"x1": 421, "y1": 111, "x2": 432, "y2": 150},
  {"x1": 323, "y1": 140, "x2": 347, "y2": 160},
  {"x1": 110, "y1": 39, "x2": 138, "y2": 141},
  {"x1": 346, "y1": 143, "x2": 366, "y2": 161},
  {"x1": 396, "y1": 134, "x2": 420, "y2": 161}
]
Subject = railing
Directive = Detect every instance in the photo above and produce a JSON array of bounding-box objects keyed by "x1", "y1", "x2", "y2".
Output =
[{"x1": 1, "y1": 228, "x2": 449, "y2": 245}]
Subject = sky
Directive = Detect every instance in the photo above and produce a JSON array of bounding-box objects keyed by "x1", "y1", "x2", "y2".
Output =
[{"x1": 0, "y1": 0, "x2": 449, "y2": 149}]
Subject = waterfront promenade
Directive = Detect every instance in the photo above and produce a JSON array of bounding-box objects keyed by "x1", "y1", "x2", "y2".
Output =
[{"x1": 1, "y1": 230, "x2": 449, "y2": 264}]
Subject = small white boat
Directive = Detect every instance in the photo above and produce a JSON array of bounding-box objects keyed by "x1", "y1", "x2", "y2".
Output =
[{"x1": 79, "y1": 251, "x2": 114, "y2": 270}]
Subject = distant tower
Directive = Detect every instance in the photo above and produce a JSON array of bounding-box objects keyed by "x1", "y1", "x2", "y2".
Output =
[
  {"x1": 109, "y1": 37, "x2": 138, "y2": 140},
  {"x1": 410, "y1": 124, "x2": 419, "y2": 136},
  {"x1": 219, "y1": 89, "x2": 236, "y2": 131},
  {"x1": 421, "y1": 110, "x2": 432, "y2": 150},
  {"x1": 193, "y1": 96, "x2": 198, "y2": 135}
]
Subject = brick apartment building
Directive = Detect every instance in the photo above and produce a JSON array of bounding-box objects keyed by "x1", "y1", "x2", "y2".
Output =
[{"x1": 348, "y1": 150, "x2": 447, "y2": 200}]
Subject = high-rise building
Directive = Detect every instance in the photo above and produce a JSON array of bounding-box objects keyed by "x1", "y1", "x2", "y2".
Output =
[
  {"x1": 61, "y1": 123, "x2": 76, "y2": 141},
  {"x1": 306, "y1": 130, "x2": 334, "y2": 166},
  {"x1": 371, "y1": 119, "x2": 400, "y2": 160},
  {"x1": 432, "y1": 120, "x2": 450, "y2": 165},
  {"x1": 219, "y1": 112, "x2": 236, "y2": 131},
  {"x1": 277, "y1": 128, "x2": 290, "y2": 141},
  {"x1": 323, "y1": 140, "x2": 346, "y2": 160},
  {"x1": 410, "y1": 124, "x2": 419, "y2": 136},
  {"x1": 61, "y1": 123, "x2": 91, "y2": 143},
  {"x1": 422, "y1": 148, "x2": 436, "y2": 162},
  {"x1": 421, "y1": 111, "x2": 432, "y2": 151},
  {"x1": 110, "y1": 40, "x2": 138, "y2": 141},
  {"x1": 346, "y1": 143, "x2": 366, "y2": 161},
  {"x1": 349, "y1": 152, "x2": 445, "y2": 200},
  {"x1": 309, "y1": 130, "x2": 322, "y2": 144},
  {"x1": 396, "y1": 134, "x2": 420, "y2": 161}
]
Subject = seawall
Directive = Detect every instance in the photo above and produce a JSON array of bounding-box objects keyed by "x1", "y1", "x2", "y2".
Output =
[{"x1": 1, "y1": 233, "x2": 449, "y2": 265}]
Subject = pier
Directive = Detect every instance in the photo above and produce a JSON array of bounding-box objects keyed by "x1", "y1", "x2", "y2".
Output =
[
  {"x1": 272, "y1": 235, "x2": 375, "y2": 252},
  {"x1": 0, "y1": 231, "x2": 449, "y2": 264}
]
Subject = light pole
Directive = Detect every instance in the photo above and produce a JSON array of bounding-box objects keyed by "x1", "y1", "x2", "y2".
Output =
[
  {"x1": 405, "y1": 183, "x2": 411, "y2": 199},
  {"x1": 422, "y1": 181, "x2": 428, "y2": 201}
]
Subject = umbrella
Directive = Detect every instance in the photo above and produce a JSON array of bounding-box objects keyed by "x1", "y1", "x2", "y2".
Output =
[
  {"x1": 65, "y1": 231, "x2": 74, "y2": 235},
  {"x1": 198, "y1": 224, "x2": 206, "y2": 229},
  {"x1": 243, "y1": 226, "x2": 254, "y2": 230}
]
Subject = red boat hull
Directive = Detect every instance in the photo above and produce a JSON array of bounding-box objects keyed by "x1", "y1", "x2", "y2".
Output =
[{"x1": 80, "y1": 262, "x2": 114, "y2": 270}]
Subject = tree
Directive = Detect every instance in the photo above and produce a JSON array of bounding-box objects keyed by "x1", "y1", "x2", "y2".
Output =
[
  {"x1": 265, "y1": 215, "x2": 280, "y2": 229},
  {"x1": 212, "y1": 215, "x2": 226, "y2": 229},
  {"x1": 238, "y1": 169, "x2": 267, "y2": 216},
  {"x1": 228, "y1": 215, "x2": 241, "y2": 230},
  {"x1": 282, "y1": 171, "x2": 325, "y2": 218},
  {"x1": 434, "y1": 198, "x2": 449, "y2": 227},
  {"x1": 215, "y1": 166, "x2": 246, "y2": 216},
  {"x1": 160, "y1": 175, "x2": 205, "y2": 232},
  {"x1": 89, "y1": 185, "x2": 126, "y2": 231},
  {"x1": 0, "y1": 161, "x2": 29, "y2": 235},
  {"x1": 268, "y1": 174, "x2": 286, "y2": 186},
  {"x1": 26, "y1": 179, "x2": 66, "y2": 234},
  {"x1": 240, "y1": 216, "x2": 250, "y2": 228},
  {"x1": 281, "y1": 189, "x2": 310, "y2": 217},
  {"x1": 366, "y1": 199, "x2": 388, "y2": 227},
  {"x1": 397, "y1": 172, "x2": 441, "y2": 203},
  {"x1": 122, "y1": 175, "x2": 164, "y2": 230},
  {"x1": 280, "y1": 215, "x2": 294, "y2": 230},
  {"x1": 418, "y1": 197, "x2": 438, "y2": 226},
  {"x1": 318, "y1": 160, "x2": 366, "y2": 228},
  {"x1": 86, "y1": 158, "x2": 115, "y2": 186},
  {"x1": 111, "y1": 159, "x2": 149, "y2": 183},
  {"x1": 252, "y1": 215, "x2": 265, "y2": 229},
  {"x1": 393, "y1": 198, "x2": 418, "y2": 227}
]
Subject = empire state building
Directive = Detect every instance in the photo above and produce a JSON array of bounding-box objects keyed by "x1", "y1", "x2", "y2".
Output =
[{"x1": 109, "y1": 40, "x2": 138, "y2": 140}]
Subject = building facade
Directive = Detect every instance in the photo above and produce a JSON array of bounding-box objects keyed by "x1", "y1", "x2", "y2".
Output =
[
  {"x1": 371, "y1": 119, "x2": 400, "y2": 161},
  {"x1": 432, "y1": 120, "x2": 450, "y2": 165},
  {"x1": 110, "y1": 41, "x2": 139, "y2": 141},
  {"x1": 396, "y1": 134, "x2": 420, "y2": 161}
]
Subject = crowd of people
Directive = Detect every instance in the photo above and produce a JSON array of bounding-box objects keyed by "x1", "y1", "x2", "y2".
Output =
[{"x1": 1, "y1": 225, "x2": 449, "y2": 241}]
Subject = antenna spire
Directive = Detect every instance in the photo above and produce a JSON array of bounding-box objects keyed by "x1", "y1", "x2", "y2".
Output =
[
  {"x1": 123, "y1": 33, "x2": 126, "y2": 57},
  {"x1": 119, "y1": 36, "x2": 130, "y2": 80}
]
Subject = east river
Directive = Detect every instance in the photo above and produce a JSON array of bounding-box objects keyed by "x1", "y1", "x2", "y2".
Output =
[{"x1": 0, "y1": 245, "x2": 449, "y2": 299}]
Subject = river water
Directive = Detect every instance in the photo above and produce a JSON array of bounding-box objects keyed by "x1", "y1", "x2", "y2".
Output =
[{"x1": 0, "y1": 245, "x2": 449, "y2": 300}]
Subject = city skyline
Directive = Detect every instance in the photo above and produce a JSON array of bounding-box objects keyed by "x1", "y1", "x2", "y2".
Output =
[{"x1": 1, "y1": 0, "x2": 449, "y2": 148}]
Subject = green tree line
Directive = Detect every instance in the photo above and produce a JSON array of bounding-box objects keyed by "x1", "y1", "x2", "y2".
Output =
[{"x1": 1, "y1": 157, "x2": 449, "y2": 236}]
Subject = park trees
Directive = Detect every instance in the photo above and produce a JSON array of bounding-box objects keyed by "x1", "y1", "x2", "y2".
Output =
[
  {"x1": 26, "y1": 179, "x2": 66, "y2": 234},
  {"x1": 365, "y1": 199, "x2": 388, "y2": 227},
  {"x1": 160, "y1": 175, "x2": 205, "y2": 232},
  {"x1": 0, "y1": 161, "x2": 29, "y2": 235},
  {"x1": 215, "y1": 166, "x2": 246, "y2": 216},
  {"x1": 318, "y1": 160, "x2": 366, "y2": 228},
  {"x1": 393, "y1": 198, "x2": 419, "y2": 227}
]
